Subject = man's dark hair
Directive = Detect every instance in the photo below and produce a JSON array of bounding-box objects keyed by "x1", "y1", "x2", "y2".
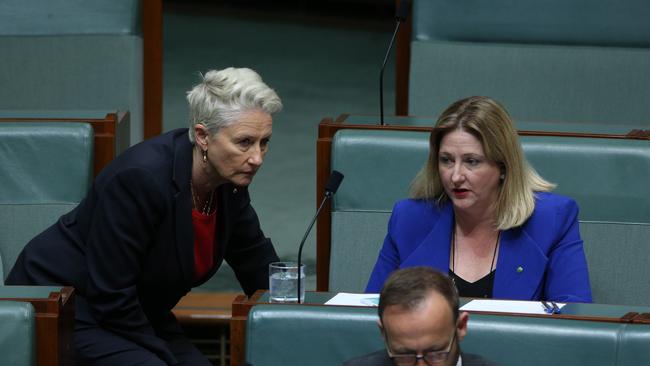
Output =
[{"x1": 378, "y1": 267, "x2": 459, "y2": 324}]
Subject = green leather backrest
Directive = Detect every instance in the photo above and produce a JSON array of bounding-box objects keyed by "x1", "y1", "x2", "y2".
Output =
[
  {"x1": 408, "y1": 0, "x2": 650, "y2": 126},
  {"x1": 245, "y1": 304, "x2": 650, "y2": 366},
  {"x1": 580, "y1": 222, "x2": 650, "y2": 306},
  {"x1": 0, "y1": 301, "x2": 35, "y2": 366},
  {"x1": 618, "y1": 324, "x2": 650, "y2": 365},
  {"x1": 464, "y1": 315, "x2": 636, "y2": 366},
  {"x1": 343, "y1": 115, "x2": 648, "y2": 135},
  {"x1": 0, "y1": 0, "x2": 140, "y2": 36},
  {"x1": 329, "y1": 129, "x2": 650, "y2": 305},
  {"x1": 246, "y1": 304, "x2": 382, "y2": 366},
  {"x1": 331, "y1": 130, "x2": 650, "y2": 221},
  {"x1": 0, "y1": 1, "x2": 143, "y2": 143},
  {"x1": 0, "y1": 122, "x2": 93, "y2": 280},
  {"x1": 412, "y1": 0, "x2": 649, "y2": 47}
]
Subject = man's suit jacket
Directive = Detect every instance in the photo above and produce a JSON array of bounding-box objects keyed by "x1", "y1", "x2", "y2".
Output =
[
  {"x1": 343, "y1": 350, "x2": 498, "y2": 366},
  {"x1": 366, "y1": 193, "x2": 592, "y2": 302},
  {"x1": 7, "y1": 129, "x2": 279, "y2": 364}
]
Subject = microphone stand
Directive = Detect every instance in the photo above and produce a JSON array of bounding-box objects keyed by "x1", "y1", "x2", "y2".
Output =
[
  {"x1": 380, "y1": 0, "x2": 410, "y2": 126},
  {"x1": 296, "y1": 192, "x2": 332, "y2": 304},
  {"x1": 380, "y1": 21, "x2": 402, "y2": 126}
]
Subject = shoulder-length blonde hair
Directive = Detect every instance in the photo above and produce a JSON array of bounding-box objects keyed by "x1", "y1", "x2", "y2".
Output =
[{"x1": 410, "y1": 96, "x2": 555, "y2": 230}]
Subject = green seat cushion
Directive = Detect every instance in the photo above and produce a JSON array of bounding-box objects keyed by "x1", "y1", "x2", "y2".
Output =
[{"x1": 0, "y1": 286, "x2": 63, "y2": 299}]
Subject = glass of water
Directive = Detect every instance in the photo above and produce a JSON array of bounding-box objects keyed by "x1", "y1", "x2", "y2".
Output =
[{"x1": 269, "y1": 262, "x2": 305, "y2": 303}]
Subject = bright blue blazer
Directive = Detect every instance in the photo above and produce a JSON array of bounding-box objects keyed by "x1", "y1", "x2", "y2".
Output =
[{"x1": 366, "y1": 192, "x2": 592, "y2": 302}]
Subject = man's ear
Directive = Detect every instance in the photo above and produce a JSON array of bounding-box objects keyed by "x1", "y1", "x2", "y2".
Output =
[
  {"x1": 456, "y1": 311, "x2": 469, "y2": 342},
  {"x1": 377, "y1": 319, "x2": 386, "y2": 340}
]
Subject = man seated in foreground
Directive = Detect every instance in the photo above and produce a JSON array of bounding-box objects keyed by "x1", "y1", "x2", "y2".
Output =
[{"x1": 345, "y1": 267, "x2": 497, "y2": 366}]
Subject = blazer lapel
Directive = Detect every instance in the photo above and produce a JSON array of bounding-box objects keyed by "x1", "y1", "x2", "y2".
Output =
[
  {"x1": 401, "y1": 204, "x2": 453, "y2": 273},
  {"x1": 171, "y1": 133, "x2": 195, "y2": 287},
  {"x1": 494, "y1": 227, "x2": 548, "y2": 300}
]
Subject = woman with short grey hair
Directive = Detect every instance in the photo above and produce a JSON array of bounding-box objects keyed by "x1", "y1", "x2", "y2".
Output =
[{"x1": 8, "y1": 67, "x2": 283, "y2": 365}]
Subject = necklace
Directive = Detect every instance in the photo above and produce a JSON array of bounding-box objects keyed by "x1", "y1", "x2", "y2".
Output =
[
  {"x1": 450, "y1": 225, "x2": 500, "y2": 279},
  {"x1": 190, "y1": 180, "x2": 215, "y2": 215}
]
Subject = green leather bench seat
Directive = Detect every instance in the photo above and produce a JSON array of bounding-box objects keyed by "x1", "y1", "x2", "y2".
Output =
[
  {"x1": 0, "y1": 0, "x2": 143, "y2": 143},
  {"x1": 0, "y1": 122, "x2": 93, "y2": 280},
  {"x1": 0, "y1": 285, "x2": 65, "y2": 299},
  {"x1": 408, "y1": 0, "x2": 650, "y2": 126},
  {"x1": 0, "y1": 301, "x2": 35, "y2": 366},
  {"x1": 245, "y1": 304, "x2": 650, "y2": 366},
  {"x1": 328, "y1": 129, "x2": 650, "y2": 306}
]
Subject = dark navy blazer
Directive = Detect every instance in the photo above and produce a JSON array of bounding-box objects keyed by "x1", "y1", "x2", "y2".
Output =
[
  {"x1": 7, "y1": 129, "x2": 279, "y2": 364},
  {"x1": 366, "y1": 192, "x2": 592, "y2": 302}
]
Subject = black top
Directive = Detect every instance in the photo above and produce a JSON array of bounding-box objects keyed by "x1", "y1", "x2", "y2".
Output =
[{"x1": 449, "y1": 270, "x2": 496, "y2": 298}]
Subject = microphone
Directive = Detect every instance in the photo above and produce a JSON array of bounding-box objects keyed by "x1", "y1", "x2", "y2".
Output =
[
  {"x1": 380, "y1": 0, "x2": 411, "y2": 126},
  {"x1": 296, "y1": 170, "x2": 344, "y2": 303}
]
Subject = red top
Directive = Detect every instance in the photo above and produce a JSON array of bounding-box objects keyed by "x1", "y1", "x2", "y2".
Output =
[{"x1": 192, "y1": 208, "x2": 217, "y2": 281}]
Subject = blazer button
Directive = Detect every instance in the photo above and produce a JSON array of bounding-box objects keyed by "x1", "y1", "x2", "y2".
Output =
[
  {"x1": 233, "y1": 188, "x2": 238, "y2": 194},
  {"x1": 516, "y1": 266, "x2": 524, "y2": 273}
]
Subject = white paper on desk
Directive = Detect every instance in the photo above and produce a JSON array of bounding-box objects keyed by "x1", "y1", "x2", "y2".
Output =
[
  {"x1": 460, "y1": 299, "x2": 566, "y2": 315},
  {"x1": 324, "y1": 293, "x2": 380, "y2": 307}
]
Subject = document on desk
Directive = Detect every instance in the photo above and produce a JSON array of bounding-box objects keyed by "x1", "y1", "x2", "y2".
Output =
[
  {"x1": 324, "y1": 293, "x2": 380, "y2": 307},
  {"x1": 460, "y1": 299, "x2": 566, "y2": 315}
]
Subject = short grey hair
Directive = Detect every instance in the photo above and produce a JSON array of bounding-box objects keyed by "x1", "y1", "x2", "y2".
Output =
[{"x1": 186, "y1": 67, "x2": 283, "y2": 143}]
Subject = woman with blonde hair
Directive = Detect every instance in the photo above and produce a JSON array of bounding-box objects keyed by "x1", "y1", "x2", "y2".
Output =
[{"x1": 366, "y1": 96, "x2": 592, "y2": 302}]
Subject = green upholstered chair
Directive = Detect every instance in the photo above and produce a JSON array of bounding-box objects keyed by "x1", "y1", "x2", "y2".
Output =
[
  {"x1": 408, "y1": 0, "x2": 650, "y2": 127},
  {"x1": 0, "y1": 301, "x2": 35, "y2": 366},
  {"x1": 246, "y1": 304, "x2": 382, "y2": 366},
  {"x1": 328, "y1": 129, "x2": 650, "y2": 306},
  {"x1": 0, "y1": 0, "x2": 143, "y2": 143},
  {"x1": 465, "y1": 315, "x2": 650, "y2": 366},
  {"x1": 0, "y1": 122, "x2": 93, "y2": 280},
  {"x1": 244, "y1": 303, "x2": 650, "y2": 366}
]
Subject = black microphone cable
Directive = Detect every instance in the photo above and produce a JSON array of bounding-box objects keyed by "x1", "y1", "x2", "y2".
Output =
[{"x1": 296, "y1": 170, "x2": 344, "y2": 303}]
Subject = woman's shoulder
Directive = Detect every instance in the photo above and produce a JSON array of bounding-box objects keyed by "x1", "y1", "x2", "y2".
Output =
[
  {"x1": 534, "y1": 192, "x2": 579, "y2": 213},
  {"x1": 391, "y1": 198, "x2": 448, "y2": 223},
  {"x1": 100, "y1": 130, "x2": 189, "y2": 177},
  {"x1": 393, "y1": 198, "x2": 439, "y2": 213},
  {"x1": 525, "y1": 192, "x2": 580, "y2": 231}
]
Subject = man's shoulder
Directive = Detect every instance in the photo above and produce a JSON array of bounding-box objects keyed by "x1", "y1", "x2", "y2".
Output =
[
  {"x1": 462, "y1": 352, "x2": 500, "y2": 366},
  {"x1": 343, "y1": 350, "x2": 392, "y2": 366}
]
